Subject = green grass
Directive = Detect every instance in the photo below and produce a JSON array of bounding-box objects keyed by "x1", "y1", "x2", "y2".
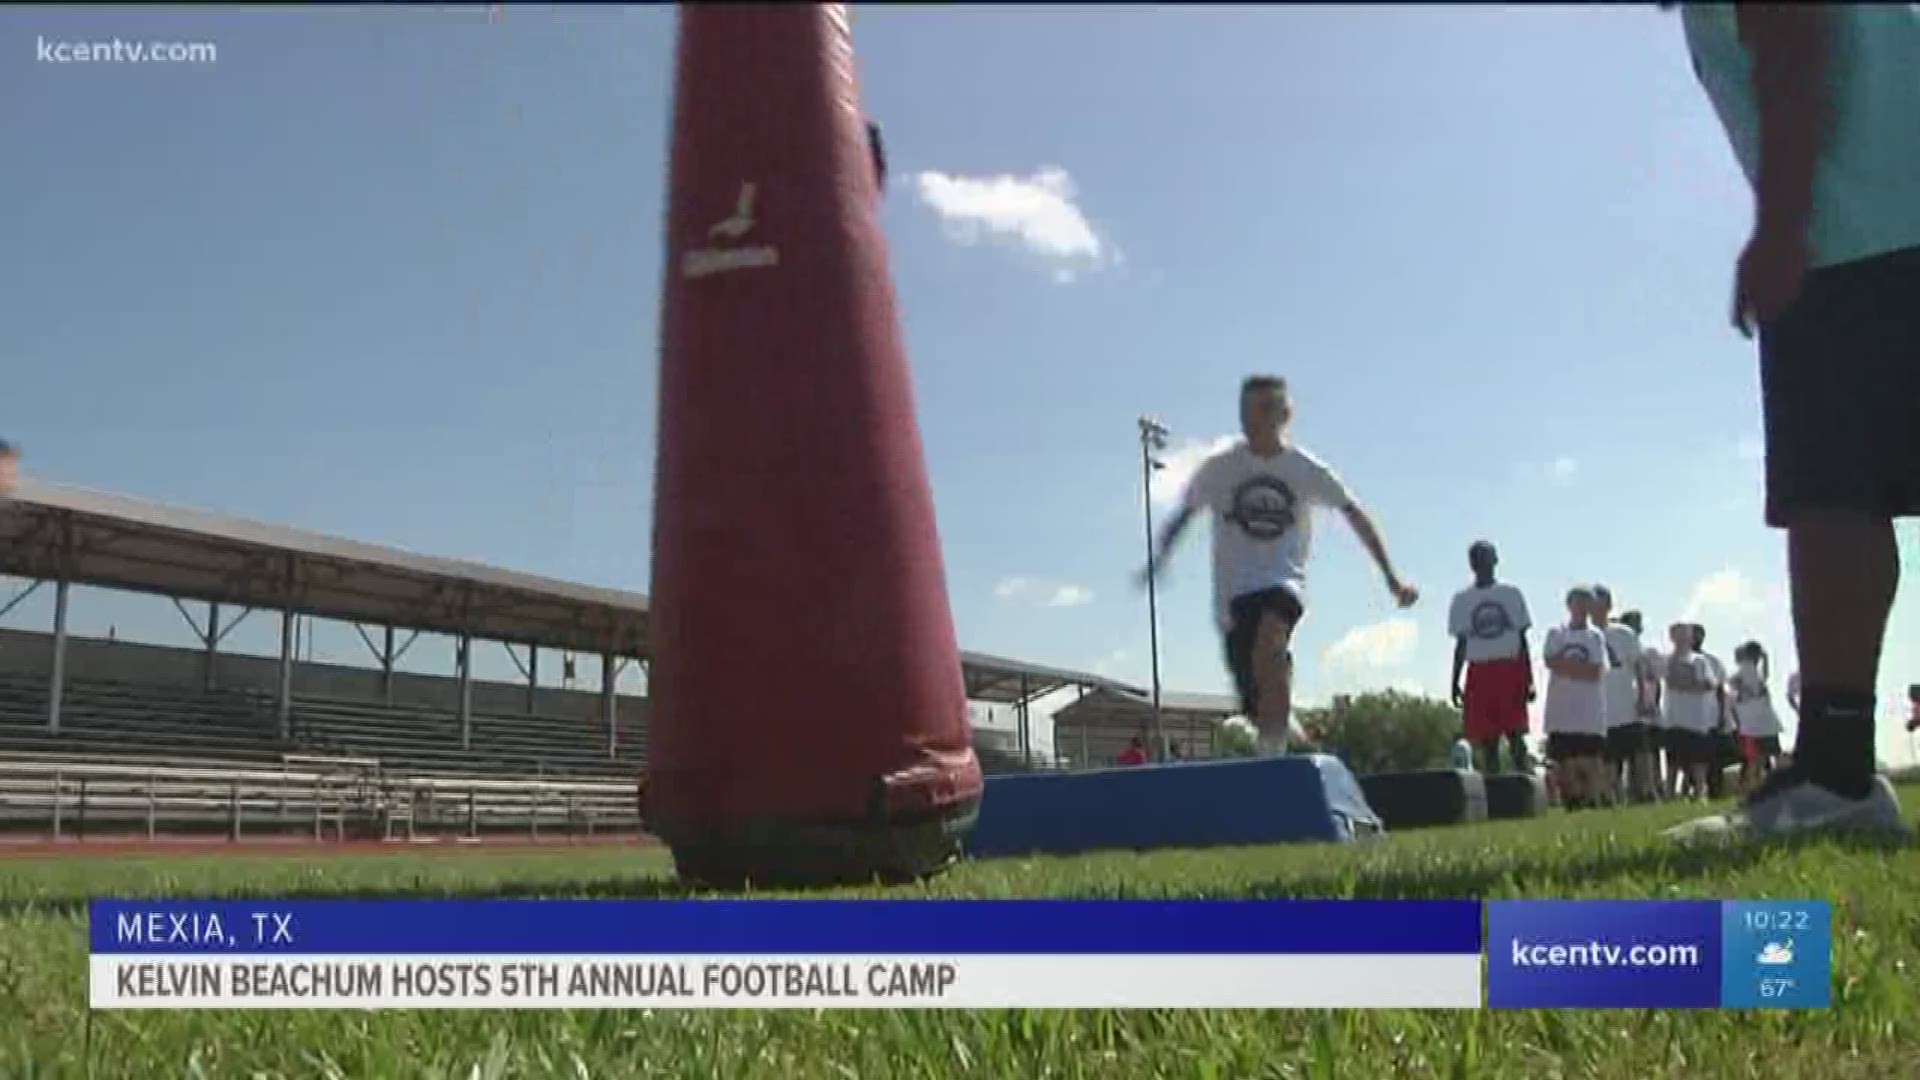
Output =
[{"x1": 1, "y1": 788, "x2": 1916, "y2": 1079}]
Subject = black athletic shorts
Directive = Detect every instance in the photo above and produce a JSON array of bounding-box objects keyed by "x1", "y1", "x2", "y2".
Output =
[
  {"x1": 1546, "y1": 732, "x2": 1606, "y2": 761},
  {"x1": 1664, "y1": 729, "x2": 1712, "y2": 771},
  {"x1": 1223, "y1": 585, "x2": 1305, "y2": 718},
  {"x1": 1759, "y1": 245, "x2": 1920, "y2": 529},
  {"x1": 1605, "y1": 722, "x2": 1649, "y2": 763},
  {"x1": 1747, "y1": 735, "x2": 1783, "y2": 760}
]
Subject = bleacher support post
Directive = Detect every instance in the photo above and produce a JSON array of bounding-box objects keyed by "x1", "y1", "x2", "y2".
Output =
[
  {"x1": 277, "y1": 606, "x2": 295, "y2": 742},
  {"x1": 526, "y1": 646, "x2": 539, "y2": 715},
  {"x1": 457, "y1": 635, "x2": 473, "y2": 751},
  {"x1": 228, "y1": 780, "x2": 241, "y2": 841},
  {"x1": 601, "y1": 653, "x2": 617, "y2": 759},
  {"x1": 47, "y1": 578, "x2": 69, "y2": 734},
  {"x1": 204, "y1": 602, "x2": 221, "y2": 691},
  {"x1": 380, "y1": 625, "x2": 396, "y2": 704},
  {"x1": 50, "y1": 771, "x2": 62, "y2": 840}
]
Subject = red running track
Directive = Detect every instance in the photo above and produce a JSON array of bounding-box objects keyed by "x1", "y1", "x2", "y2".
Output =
[{"x1": 0, "y1": 833, "x2": 659, "y2": 861}]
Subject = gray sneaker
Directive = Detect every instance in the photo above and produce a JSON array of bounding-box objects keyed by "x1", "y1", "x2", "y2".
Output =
[{"x1": 1665, "y1": 772, "x2": 1909, "y2": 842}]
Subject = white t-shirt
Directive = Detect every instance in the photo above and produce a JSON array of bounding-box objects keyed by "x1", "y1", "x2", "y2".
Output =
[
  {"x1": 1600, "y1": 624, "x2": 1643, "y2": 731},
  {"x1": 1542, "y1": 623, "x2": 1608, "y2": 736},
  {"x1": 1662, "y1": 652, "x2": 1719, "y2": 734},
  {"x1": 1700, "y1": 653, "x2": 1731, "y2": 730},
  {"x1": 1182, "y1": 441, "x2": 1355, "y2": 629},
  {"x1": 1729, "y1": 662, "x2": 1784, "y2": 738},
  {"x1": 1635, "y1": 645, "x2": 1666, "y2": 722},
  {"x1": 1635, "y1": 648, "x2": 1665, "y2": 724},
  {"x1": 1447, "y1": 583, "x2": 1531, "y2": 663}
]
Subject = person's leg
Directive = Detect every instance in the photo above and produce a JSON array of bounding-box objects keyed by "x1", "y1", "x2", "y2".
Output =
[
  {"x1": 1786, "y1": 510, "x2": 1898, "y2": 797},
  {"x1": 1475, "y1": 739, "x2": 1501, "y2": 774},
  {"x1": 1586, "y1": 753, "x2": 1611, "y2": 807},
  {"x1": 1505, "y1": 730, "x2": 1530, "y2": 773},
  {"x1": 1250, "y1": 600, "x2": 1299, "y2": 755},
  {"x1": 1223, "y1": 600, "x2": 1261, "y2": 734},
  {"x1": 1701, "y1": 248, "x2": 1916, "y2": 833},
  {"x1": 1665, "y1": 734, "x2": 1684, "y2": 799}
]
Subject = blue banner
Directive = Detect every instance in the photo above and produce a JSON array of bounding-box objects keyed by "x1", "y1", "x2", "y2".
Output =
[
  {"x1": 1487, "y1": 900, "x2": 1830, "y2": 1009},
  {"x1": 89, "y1": 899, "x2": 1483, "y2": 956}
]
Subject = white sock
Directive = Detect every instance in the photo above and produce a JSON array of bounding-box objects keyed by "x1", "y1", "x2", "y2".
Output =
[{"x1": 1257, "y1": 731, "x2": 1289, "y2": 757}]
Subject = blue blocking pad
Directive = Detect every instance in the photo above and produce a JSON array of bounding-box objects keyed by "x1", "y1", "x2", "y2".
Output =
[{"x1": 964, "y1": 755, "x2": 1382, "y2": 859}]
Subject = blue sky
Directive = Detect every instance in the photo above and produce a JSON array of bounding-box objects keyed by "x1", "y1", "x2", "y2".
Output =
[{"x1": 3, "y1": 6, "x2": 1915, "y2": 764}]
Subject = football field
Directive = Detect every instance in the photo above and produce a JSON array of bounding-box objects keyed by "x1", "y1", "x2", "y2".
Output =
[{"x1": 2, "y1": 786, "x2": 1914, "y2": 1079}]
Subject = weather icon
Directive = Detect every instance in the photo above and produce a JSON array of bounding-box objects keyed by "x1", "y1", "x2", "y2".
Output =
[{"x1": 1757, "y1": 940, "x2": 1795, "y2": 966}]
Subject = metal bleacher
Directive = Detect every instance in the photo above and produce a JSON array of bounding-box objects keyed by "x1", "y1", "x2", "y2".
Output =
[
  {"x1": 0, "y1": 672, "x2": 645, "y2": 841},
  {"x1": 291, "y1": 694, "x2": 644, "y2": 778}
]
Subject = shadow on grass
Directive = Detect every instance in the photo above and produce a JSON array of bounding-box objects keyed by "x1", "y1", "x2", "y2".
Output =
[
  {"x1": 1147, "y1": 830, "x2": 1917, "y2": 902},
  {"x1": 0, "y1": 827, "x2": 1910, "y2": 918}
]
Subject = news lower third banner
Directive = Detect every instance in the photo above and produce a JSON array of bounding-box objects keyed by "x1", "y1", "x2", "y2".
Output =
[
  {"x1": 87, "y1": 899, "x2": 1830, "y2": 1010},
  {"x1": 88, "y1": 899, "x2": 1484, "y2": 1009},
  {"x1": 1486, "y1": 900, "x2": 1831, "y2": 1009}
]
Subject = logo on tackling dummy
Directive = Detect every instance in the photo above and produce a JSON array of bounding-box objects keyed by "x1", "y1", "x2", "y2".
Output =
[
  {"x1": 1470, "y1": 600, "x2": 1514, "y2": 640},
  {"x1": 1226, "y1": 476, "x2": 1297, "y2": 542},
  {"x1": 682, "y1": 182, "x2": 781, "y2": 279}
]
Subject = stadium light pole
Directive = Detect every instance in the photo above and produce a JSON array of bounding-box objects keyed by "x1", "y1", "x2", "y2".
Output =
[{"x1": 1137, "y1": 416, "x2": 1169, "y2": 761}]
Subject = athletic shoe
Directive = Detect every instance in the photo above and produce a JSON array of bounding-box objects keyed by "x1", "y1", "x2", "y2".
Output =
[{"x1": 1664, "y1": 765, "x2": 1909, "y2": 842}]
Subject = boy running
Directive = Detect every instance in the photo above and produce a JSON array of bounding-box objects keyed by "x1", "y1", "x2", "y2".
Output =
[
  {"x1": 1140, "y1": 376, "x2": 1418, "y2": 754},
  {"x1": 1543, "y1": 587, "x2": 1610, "y2": 808},
  {"x1": 1448, "y1": 541, "x2": 1534, "y2": 774}
]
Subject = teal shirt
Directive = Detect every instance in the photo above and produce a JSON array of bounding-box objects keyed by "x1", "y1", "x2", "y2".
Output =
[{"x1": 1682, "y1": 4, "x2": 1920, "y2": 268}]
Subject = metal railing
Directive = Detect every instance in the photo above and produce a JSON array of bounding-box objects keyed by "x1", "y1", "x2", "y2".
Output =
[{"x1": 0, "y1": 757, "x2": 641, "y2": 843}]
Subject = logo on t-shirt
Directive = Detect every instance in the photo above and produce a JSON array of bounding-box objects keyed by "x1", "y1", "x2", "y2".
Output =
[
  {"x1": 1555, "y1": 640, "x2": 1595, "y2": 664},
  {"x1": 1226, "y1": 476, "x2": 1298, "y2": 541},
  {"x1": 1470, "y1": 600, "x2": 1514, "y2": 640}
]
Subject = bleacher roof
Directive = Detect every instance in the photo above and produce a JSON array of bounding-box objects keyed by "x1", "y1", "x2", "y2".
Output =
[
  {"x1": 0, "y1": 480, "x2": 1130, "y2": 697},
  {"x1": 0, "y1": 480, "x2": 650, "y2": 657},
  {"x1": 1051, "y1": 686, "x2": 1240, "y2": 737},
  {"x1": 959, "y1": 649, "x2": 1130, "y2": 704}
]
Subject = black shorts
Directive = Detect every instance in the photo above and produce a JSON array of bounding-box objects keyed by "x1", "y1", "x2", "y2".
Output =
[
  {"x1": 1758, "y1": 245, "x2": 1920, "y2": 529},
  {"x1": 1605, "y1": 722, "x2": 1649, "y2": 763},
  {"x1": 1748, "y1": 735, "x2": 1783, "y2": 759},
  {"x1": 1546, "y1": 732, "x2": 1606, "y2": 761},
  {"x1": 1223, "y1": 585, "x2": 1305, "y2": 718},
  {"x1": 1664, "y1": 729, "x2": 1712, "y2": 770}
]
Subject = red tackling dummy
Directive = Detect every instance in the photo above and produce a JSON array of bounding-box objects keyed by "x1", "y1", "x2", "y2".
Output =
[{"x1": 645, "y1": 4, "x2": 981, "y2": 887}]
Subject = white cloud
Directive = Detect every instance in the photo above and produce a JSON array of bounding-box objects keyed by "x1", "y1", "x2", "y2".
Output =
[
  {"x1": 1045, "y1": 585, "x2": 1095, "y2": 608},
  {"x1": 1091, "y1": 649, "x2": 1131, "y2": 678},
  {"x1": 992, "y1": 577, "x2": 1033, "y2": 600},
  {"x1": 1149, "y1": 435, "x2": 1237, "y2": 509},
  {"x1": 1321, "y1": 617, "x2": 1420, "y2": 676},
  {"x1": 913, "y1": 167, "x2": 1115, "y2": 277},
  {"x1": 1548, "y1": 456, "x2": 1580, "y2": 486},
  {"x1": 1681, "y1": 567, "x2": 1768, "y2": 626},
  {"x1": 995, "y1": 576, "x2": 1093, "y2": 610}
]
